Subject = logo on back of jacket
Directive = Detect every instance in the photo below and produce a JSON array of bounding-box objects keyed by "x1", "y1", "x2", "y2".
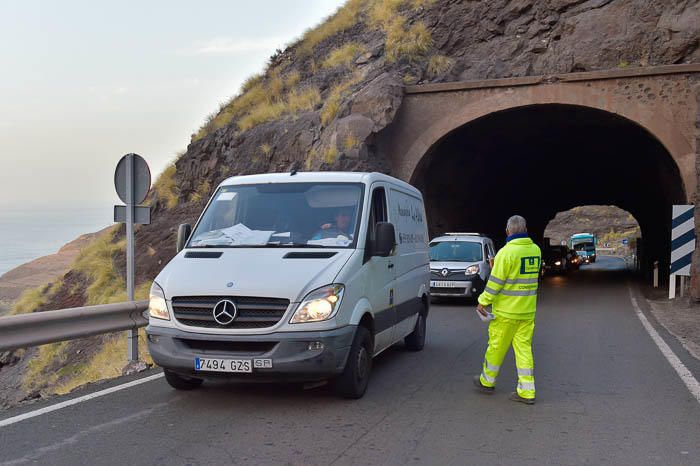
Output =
[{"x1": 520, "y1": 257, "x2": 541, "y2": 274}]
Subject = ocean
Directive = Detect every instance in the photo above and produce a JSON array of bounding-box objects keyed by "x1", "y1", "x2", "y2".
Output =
[{"x1": 0, "y1": 206, "x2": 113, "y2": 277}]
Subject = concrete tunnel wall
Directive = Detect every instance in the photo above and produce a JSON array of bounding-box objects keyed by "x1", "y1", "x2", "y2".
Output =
[{"x1": 406, "y1": 104, "x2": 686, "y2": 277}]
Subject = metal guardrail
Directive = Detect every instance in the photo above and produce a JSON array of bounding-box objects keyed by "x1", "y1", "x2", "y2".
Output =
[{"x1": 0, "y1": 301, "x2": 148, "y2": 352}]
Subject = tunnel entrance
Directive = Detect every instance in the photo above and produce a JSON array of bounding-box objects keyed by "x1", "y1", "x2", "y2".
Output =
[
  {"x1": 411, "y1": 104, "x2": 686, "y2": 277},
  {"x1": 545, "y1": 205, "x2": 641, "y2": 262}
]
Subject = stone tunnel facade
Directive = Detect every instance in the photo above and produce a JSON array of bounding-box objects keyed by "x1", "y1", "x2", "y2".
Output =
[{"x1": 378, "y1": 64, "x2": 700, "y2": 296}]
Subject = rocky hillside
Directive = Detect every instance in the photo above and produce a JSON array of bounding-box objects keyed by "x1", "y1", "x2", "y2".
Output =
[
  {"x1": 545, "y1": 205, "x2": 641, "y2": 252},
  {"x1": 1, "y1": 0, "x2": 698, "y2": 406}
]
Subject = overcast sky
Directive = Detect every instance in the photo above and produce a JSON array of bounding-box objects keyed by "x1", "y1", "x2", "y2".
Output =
[{"x1": 0, "y1": 0, "x2": 345, "y2": 208}]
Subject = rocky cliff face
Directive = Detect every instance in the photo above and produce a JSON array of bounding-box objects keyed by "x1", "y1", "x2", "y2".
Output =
[{"x1": 2, "y1": 0, "x2": 699, "y2": 404}]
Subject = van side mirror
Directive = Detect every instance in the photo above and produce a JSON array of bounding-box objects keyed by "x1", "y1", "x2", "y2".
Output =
[
  {"x1": 176, "y1": 224, "x2": 192, "y2": 253},
  {"x1": 373, "y1": 222, "x2": 396, "y2": 257}
]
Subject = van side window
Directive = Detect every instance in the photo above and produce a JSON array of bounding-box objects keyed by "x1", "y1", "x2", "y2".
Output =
[{"x1": 368, "y1": 187, "x2": 387, "y2": 243}]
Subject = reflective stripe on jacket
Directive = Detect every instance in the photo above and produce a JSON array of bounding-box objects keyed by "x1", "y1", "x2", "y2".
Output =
[{"x1": 478, "y1": 236, "x2": 541, "y2": 320}]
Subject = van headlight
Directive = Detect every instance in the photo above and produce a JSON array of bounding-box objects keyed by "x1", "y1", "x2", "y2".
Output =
[
  {"x1": 290, "y1": 284, "x2": 344, "y2": 324},
  {"x1": 148, "y1": 282, "x2": 170, "y2": 320},
  {"x1": 465, "y1": 265, "x2": 479, "y2": 275}
]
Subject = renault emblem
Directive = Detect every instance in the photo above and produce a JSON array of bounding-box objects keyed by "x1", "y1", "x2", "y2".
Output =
[
  {"x1": 213, "y1": 299, "x2": 237, "y2": 325},
  {"x1": 441, "y1": 268, "x2": 449, "y2": 277}
]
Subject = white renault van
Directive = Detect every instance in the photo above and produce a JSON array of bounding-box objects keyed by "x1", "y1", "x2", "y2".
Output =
[{"x1": 146, "y1": 172, "x2": 430, "y2": 398}]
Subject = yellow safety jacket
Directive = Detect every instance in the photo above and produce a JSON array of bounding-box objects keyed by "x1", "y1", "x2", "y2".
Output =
[{"x1": 478, "y1": 235, "x2": 541, "y2": 320}]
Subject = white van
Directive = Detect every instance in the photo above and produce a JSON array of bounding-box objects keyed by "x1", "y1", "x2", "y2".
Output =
[{"x1": 146, "y1": 172, "x2": 430, "y2": 398}]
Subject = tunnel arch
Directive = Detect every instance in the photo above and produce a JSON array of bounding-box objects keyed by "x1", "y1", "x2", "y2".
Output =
[
  {"x1": 399, "y1": 83, "x2": 695, "y2": 197},
  {"x1": 409, "y1": 103, "x2": 687, "y2": 276}
]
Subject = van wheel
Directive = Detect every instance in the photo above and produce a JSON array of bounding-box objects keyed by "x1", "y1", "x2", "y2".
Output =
[
  {"x1": 404, "y1": 310, "x2": 426, "y2": 351},
  {"x1": 163, "y1": 369, "x2": 203, "y2": 390},
  {"x1": 333, "y1": 326, "x2": 372, "y2": 399}
]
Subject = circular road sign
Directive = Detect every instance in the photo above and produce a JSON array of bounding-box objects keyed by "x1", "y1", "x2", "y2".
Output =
[{"x1": 114, "y1": 153, "x2": 151, "y2": 205}]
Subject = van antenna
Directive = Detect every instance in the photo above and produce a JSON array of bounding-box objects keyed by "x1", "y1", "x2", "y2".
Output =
[{"x1": 290, "y1": 168, "x2": 297, "y2": 176}]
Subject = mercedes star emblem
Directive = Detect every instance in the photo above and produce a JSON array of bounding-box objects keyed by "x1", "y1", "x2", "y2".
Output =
[
  {"x1": 213, "y1": 299, "x2": 237, "y2": 325},
  {"x1": 441, "y1": 268, "x2": 449, "y2": 277}
]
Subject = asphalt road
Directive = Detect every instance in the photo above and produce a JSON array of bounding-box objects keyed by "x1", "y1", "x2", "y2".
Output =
[{"x1": 1, "y1": 257, "x2": 699, "y2": 465}]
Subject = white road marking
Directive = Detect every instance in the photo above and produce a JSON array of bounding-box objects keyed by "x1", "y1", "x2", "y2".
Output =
[
  {"x1": 0, "y1": 372, "x2": 163, "y2": 428},
  {"x1": 628, "y1": 285, "x2": 700, "y2": 404}
]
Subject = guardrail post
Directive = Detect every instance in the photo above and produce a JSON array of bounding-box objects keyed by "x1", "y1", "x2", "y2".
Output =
[
  {"x1": 669, "y1": 273, "x2": 676, "y2": 299},
  {"x1": 653, "y1": 261, "x2": 659, "y2": 288}
]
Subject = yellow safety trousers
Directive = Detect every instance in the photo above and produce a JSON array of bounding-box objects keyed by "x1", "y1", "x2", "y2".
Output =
[{"x1": 479, "y1": 316, "x2": 535, "y2": 399}]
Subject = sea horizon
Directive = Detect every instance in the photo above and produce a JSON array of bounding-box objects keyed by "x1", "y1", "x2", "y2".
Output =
[{"x1": 0, "y1": 204, "x2": 114, "y2": 277}]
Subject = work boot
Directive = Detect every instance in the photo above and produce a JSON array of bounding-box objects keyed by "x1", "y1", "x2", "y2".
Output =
[
  {"x1": 509, "y1": 392, "x2": 535, "y2": 405},
  {"x1": 473, "y1": 375, "x2": 495, "y2": 394}
]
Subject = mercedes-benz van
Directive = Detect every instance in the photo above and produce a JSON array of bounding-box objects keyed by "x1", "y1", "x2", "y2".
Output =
[{"x1": 146, "y1": 172, "x2": 430, "y2": 398}]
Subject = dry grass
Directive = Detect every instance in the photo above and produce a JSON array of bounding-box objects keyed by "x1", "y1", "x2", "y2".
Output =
[
  {"x1": 427, "y1": 54, "x2": 455, "y2": 77},
  {"x1": 10, "y1": 279, "x2": 63, "y2": 316},
  {"x1": 152, "y1": 163, "x2": 179, "y2": 209},
  {"x1": 297, "y1": 0, "x2": 366, "y2": 56},
  {"x1": 344, "y1": 134, "x2": 360, "y2": 150},
  {"x1": 260, "y1": 143, "x2": 272, "y2": 155},
  {"x1": 368, "y1": 0, "x2": 404, "y2": 26},
  {"x1": 24, "y1": 341, "x2": 69, "y2": 391},
  {"x1": 55, "y1": 329, "x2": 153, "y2": 395},
  {"x1": 320, "y1": 72, "x2": 363, "y2": 126},
  {"x1": 322, "y1": 42, "x2": 366, "y2": 69},
  {"x1": 189, "y1": 180, "x2": 212, "y2": 203},
  {"x1": 324, "y1": 146, "x2": 339, "y2": 165},
  {"x1": 237, "y1": 100, "x2": 287, "y2": 132},
  {"x1": 386, "y1": 17, "x2": 432, "y2": 62},
  {"x1": 402, "y1": 73, "x2": 418, "y2": 85},
  {"x1": 286, "y1": 86, "x2": 322, "y2": 113},
  {"x1": 285, "y1": 70, "x2": 301, "y2": 88},
  {"x1": 241, "y1": 73, "x2": 264, "y2": 93},
  {"x1": 72, "y1": 227, "x2": 126, "y2": 305}
]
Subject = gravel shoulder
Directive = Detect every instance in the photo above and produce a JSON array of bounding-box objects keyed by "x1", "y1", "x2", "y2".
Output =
[{"x1": 641, "y1": 285, "x2": 700, "y2": 361}]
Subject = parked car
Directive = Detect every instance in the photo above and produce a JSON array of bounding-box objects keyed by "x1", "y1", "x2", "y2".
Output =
[
  {"x1": 146, "y1": 172, "x2": 430, "y2": 399},
  {"x1": 428, "y1": 233, "x2": 495, "y2": 301}
]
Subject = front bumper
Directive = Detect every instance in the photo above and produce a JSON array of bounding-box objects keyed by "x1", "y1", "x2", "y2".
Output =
[
  {"x1": 146, "y1": 325, "x2": 356, "y2": 382},
  {"x1": 430, "y1": 275, "x2": 484, "y2": 297}
]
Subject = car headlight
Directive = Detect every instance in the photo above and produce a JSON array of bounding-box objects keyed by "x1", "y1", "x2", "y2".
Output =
[
  {"x1": 555, "y1": 261, "x2": 562, "y2": 266},
  {"x1": 465, "y1": 264, "x2": 480, "y2": 275},
  {"x1": 148, "y1": 282, "x2": 170, "y2": 320},
  {"x1": 290, "y1": 284, "x2": 344, "y2": 324}
]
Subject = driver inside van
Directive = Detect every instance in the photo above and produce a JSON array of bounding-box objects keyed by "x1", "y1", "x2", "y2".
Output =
[{"x1": 311, "y1": 206, "x2": 355, "y2": 240}]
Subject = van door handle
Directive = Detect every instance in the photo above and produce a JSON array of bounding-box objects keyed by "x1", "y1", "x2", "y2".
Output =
[{"x1": 388, "y1": 263, "x2": 394, "y2": 269}]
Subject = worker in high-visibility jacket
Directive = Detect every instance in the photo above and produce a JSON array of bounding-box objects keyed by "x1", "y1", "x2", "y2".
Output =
[{"x1": 473, "y1": 215, "x2": 541, "y2": 404}]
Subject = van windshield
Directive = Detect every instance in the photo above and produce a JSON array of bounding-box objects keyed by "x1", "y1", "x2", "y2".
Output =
[
  {"x1": 188, "y1": 182, "x2": 363, "y2": 249},
  {"x1": 429, "y1": 241, "x2": 483, "y2": 262}
]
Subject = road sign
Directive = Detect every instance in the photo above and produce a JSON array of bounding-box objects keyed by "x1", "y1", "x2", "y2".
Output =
[
  {"x1": 622, "y1": 239, "x2": 629, "y2": 245},
  {"x1": 669, "y1": 205, "x2": 695, "y2": 299},
  {"x1": 114, "y1": 153, "x2": 151, "y2": 361},
  {"x1": 114, "y1": 205, "x2": 150, "y2": 224},
  {"x1": 114, "y1": 154, "x2": 150, "y2": 205}
]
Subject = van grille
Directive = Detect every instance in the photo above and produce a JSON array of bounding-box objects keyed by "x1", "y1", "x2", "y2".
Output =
[{"x1": 171, "y1": 296, "x2": 290, "y2": 329}]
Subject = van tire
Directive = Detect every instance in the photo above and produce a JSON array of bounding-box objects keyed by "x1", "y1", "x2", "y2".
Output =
[
  {"x1": 333, "y1": 326, "x2": 372, "y2": 399},
  {"x1": 404, "y1": 309, "x2": 426, "y2": 351},
  {"x1": 164, "y1": 369, "x2": 203, "y2": 390}
]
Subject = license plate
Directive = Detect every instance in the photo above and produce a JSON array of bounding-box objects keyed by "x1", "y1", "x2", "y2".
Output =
[
  {"x1": 430, "y1": 280, "x2": 465, "y2": 288},
  {"x1": 195, "y1": 357, "x2": 252, "y2": 373}
]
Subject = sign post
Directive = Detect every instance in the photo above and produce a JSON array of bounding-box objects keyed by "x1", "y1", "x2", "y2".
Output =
[
  {"x1": 114, "y1": 154, "x2": 151, "y2": 361},
  {"x1": 669, "y1": 205, "x2": 695, "y2": 299}
]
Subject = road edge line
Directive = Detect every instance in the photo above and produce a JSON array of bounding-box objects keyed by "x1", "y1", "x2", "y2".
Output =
[
  {"x1": 0, "y1": 372, "x2": 164, "y2": 428},
  {"x1": 627, "y1": 283, "x2": 700, "y2": 404}
]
